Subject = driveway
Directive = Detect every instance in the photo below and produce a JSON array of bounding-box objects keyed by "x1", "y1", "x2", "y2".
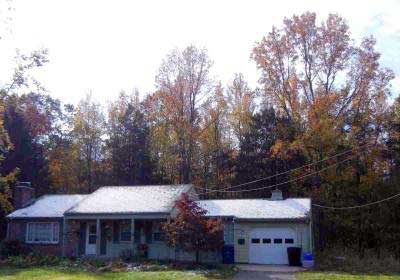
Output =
[{"x1": 233, "y1": 265, "x2": 304, "y2": 280}]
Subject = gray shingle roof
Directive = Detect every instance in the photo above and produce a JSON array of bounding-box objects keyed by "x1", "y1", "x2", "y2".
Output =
[
  {"x1": 7, "y1": 195, "x2": 88, "y2": 219},
  {"x1": 196, "y1": 198, "x2": 311, "y2": 220},
  {"x1": 66, "y1": 185, "x2": 192, "y2": 215}
]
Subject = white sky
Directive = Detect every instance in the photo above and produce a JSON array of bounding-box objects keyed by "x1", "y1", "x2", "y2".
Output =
[{"x1": 0, "y1": 0, "x2": 399, "y2": 105}]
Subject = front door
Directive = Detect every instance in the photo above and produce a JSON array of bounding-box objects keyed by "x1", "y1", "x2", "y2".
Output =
[{"x1": 85, "y1": 222, "x2": 97, "y2": 255}]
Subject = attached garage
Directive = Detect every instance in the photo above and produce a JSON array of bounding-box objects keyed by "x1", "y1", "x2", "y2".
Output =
[{"x1": 197, "y1": 190, "x2": 312, "y2": 265}]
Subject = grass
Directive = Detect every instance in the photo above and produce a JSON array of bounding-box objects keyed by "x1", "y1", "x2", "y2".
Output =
[
  {"x1": 0, "y1": 266, "x2": 234, "y2": 280},
  {"x1": 297, "y1": 271, "x2": 400, "y2": 280}
]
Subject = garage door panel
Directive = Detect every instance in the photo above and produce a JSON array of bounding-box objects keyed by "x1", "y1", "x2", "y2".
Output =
[{"x1": 249, "y1": 228, "x2": 296, "y2": 264}]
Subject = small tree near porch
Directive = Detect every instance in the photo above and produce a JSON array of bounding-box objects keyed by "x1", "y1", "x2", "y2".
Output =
[{"x1": 163, "y1": 193, "x2": 224, "y2": 263}]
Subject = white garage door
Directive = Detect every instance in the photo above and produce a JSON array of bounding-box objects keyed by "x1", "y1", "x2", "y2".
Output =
[{"x1": 249, "y1": 228, "x2": 296, "y2": 264}]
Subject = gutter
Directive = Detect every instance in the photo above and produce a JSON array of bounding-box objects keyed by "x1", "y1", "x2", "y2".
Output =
[
  {"x1": 64, "y1": 211, "x2": 170, "y2": 216},
  {"x1": 228, "y1": 217, "x2": 310, "y2": 222}
]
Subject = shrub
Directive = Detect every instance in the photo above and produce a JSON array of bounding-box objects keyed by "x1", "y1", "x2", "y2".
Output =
[
  {"x1": 83, "y1": 258, "x2": 107, "y2": 269},
  {"x1": 0, "y1": 240, "x2": 30, "y2": 257},
  {"x1": 119, "y1": 248, "x2": 136, "y2": 262},
  {"x1": 7, "y1": 256, "x2": 28, "y2": 268},
  {"x1": 3, "y1": 252, "x2": 65, "y2": 268}
]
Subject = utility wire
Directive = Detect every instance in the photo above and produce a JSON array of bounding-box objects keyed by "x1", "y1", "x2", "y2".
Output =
[
  {"x1": 196, "y1": 143, "x2": 371, "y2": 195},
  {"x1": 312, "y1": 193, "x2": 400, "y2": 210},
  {"x1": 196, "y1": 155, "x2": 354, "y2": 195}
]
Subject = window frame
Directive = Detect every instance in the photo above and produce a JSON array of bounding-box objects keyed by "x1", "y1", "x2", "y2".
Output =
[
  {"x1": 119, "y1": 220, "x2": 132, "y2": 242},
  {"x1": 262, "y1": 238, "x2": 271, "y2": 244},
  {"x1": 152, "y1": 222, "x2": 165, "y2": 243},
  {"x1": 285, "y1": 238, "x2": 294, "y2": 244},
  {"x1": 26, "y1": 222, "x2": 59, "y2": 244},
  {"x1": 273, "y1": 238, "x2": 283, "y2": 244},
  {"x1": 251, "y1": 238, "x2": 261, "y2": 244}
]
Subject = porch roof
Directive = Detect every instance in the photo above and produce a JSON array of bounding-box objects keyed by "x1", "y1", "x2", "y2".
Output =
[{"x1": 65, "y1": 185, "x2": 192, "y2": 216}]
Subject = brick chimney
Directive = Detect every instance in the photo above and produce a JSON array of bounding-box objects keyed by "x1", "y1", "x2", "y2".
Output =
[
  {"x1": 270, "y1": 189, "x2": 283, "y2": 200},
  {"x1": 14, "y1": 182, "x2": 34, "y2": 209}
]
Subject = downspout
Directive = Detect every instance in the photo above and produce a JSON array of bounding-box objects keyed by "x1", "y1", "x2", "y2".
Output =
[
  {"x1": 232, "y1": 216, "x2": 236, "y2": 263},
  {"x1": 6, "y1": 220, "x2": 10, "y2": 240},
  {"x1": 310, "y1": 203, "x2": 313, "y2": 253}
]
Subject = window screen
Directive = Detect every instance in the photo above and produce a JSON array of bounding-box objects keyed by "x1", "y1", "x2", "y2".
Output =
[
  {"x1": 26, "y1": 223, "x2": 59, "y2": 244},
  {"x1": 120, "y1": 220, "x2": 131, "y2": 242},
  {"x1": 274, "y1": 238, "x2": 283, "y2": 244},
  {"x1": 238, "y1": 238, "x2": 245, "y2": 245},
  {"x1": 251, "y1": 238, "x2": 260, "y2": 244},
  {"x1": 285, "y1": 238, "x2": 294, "y2": 244},
  {"x1": 262, "y1": 238, "x2": 271, "y2": 244},
  {"x1": 223, "y1": 223, "x2": 234, "y2": 245},
  {"x1": 153, "y1": 232, "x2": 165, "y2": 242}
]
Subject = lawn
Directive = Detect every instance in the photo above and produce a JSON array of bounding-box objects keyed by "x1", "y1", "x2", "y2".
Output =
[
  {"x1": 297, "y1": 271, "x2": 400, "y2": 280},
  {"x1": 0, "y1": 266, "x2": 233, "y2": 280}
]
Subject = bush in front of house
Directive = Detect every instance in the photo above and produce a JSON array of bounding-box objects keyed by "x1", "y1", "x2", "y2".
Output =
[
  {"x1": 0, "y1": 239, "x2": 30, "y2": 257},
  {"x1": 4, "y1": 252, "x2": 64, "y2": 267},
  {"x1": 119, "y1": 248, "x2": 136, "y2": 262}
]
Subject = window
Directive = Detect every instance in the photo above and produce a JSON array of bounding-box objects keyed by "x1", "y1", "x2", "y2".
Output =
[
  {"x1": 120, "y1": 220, "x2": 131, "y2": 242},
  {"x1": 153, "y1": 232, "x2": 165, "y2": 242},
  {"x1": 251, "y1": 238, "x2": 260, "y2": 244},
  {"x1": 285, "y1": 238, "x2": 294, "y2": 244},
  {"x1": 134, "y1": 228, "x2": 141, "y2": 244},
  {"x1": 152, "y1": 222, "x2": 164, "y2": 242},
  {"x1": 262, "y1": 238, "x2": 271, "y2": 244},
  {"x1": 274, "y1": 238, "x2": 283, "y2": 244},
  {"x1": 26, "y1": 222, "x2": 59, "y2": 244},
  {"x1": 223, "y1": 223, "x2": 234, "y2": 245},
  {"x1": 238, "y1": 238, "x2": 245, "y2": 245}
]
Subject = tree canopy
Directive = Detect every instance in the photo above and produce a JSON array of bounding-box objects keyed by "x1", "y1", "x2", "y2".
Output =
[{"x1": 0, "y1": 12, "x2": 399, "y2": 257}]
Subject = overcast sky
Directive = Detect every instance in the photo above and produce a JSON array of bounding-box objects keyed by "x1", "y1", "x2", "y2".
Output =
[{"x1": 0, "y1": 0, "x2": 399, "y2": 105}]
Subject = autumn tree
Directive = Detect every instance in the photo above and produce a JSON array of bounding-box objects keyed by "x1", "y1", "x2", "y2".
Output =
[
  {"x1": 197, "y1": 84, "x2": 235, "y2": 198},
  {"x1": 106, "y1": 91, "x2": 155, "y2": 185},
  {"x1": 253, "y1": 12, "x2": 392, "y2": 142},
  {"x1": 0, "y1": 99, "x2": 18, "y2": 240},
  {"x1": 163, "y1": 193, "x2": 224, "y2": 263},
  {"x1": 152, "y1": 46, "x2": 213, "y2": 184},
  {"x1": 253, "y1": 12, "x2": 395, "y2": 254},
  {"x1": 73, "y1": 93, "x2": 105, "y2": 192},
  {"x1": 226, "y1": 73, "x2": 256, "y2": 147},
  {"x1": 0, "y1": 46, "x2": 49, "y2": 238},
  {"x1": 252, "y1": 11, "x2": 394, "y2": 197}
]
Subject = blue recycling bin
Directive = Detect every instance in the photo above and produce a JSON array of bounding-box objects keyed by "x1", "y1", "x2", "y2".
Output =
[{"x1": 303, "y1": 252, "x2": 313, "y2": 261}]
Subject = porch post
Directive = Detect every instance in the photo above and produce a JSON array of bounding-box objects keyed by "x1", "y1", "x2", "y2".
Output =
[
  {"x1": 62, "y1": 217, "x2": 67, "y2": 257},
  {"x1": 96, "y1": 218, "x2": 101, "y2": 257},
  {"x1": 131, "y1": 218, "x2": 135, "y2": 252}
]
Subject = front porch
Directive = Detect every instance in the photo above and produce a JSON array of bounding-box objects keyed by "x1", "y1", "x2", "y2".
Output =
[{"x1": 63, "y1": 216, "x2": 170, "y2": 260}]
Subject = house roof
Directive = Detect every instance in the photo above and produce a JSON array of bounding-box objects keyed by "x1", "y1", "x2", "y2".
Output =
[
  {"x1": 66, "y1": 185, "x2": 192, "y2": 215},
  {"x1": 196, "y1": 198, "x2": 311, "y2": 220},
  {"x1": 7, "y1": 195, "x2": 88, "y2": 219}
]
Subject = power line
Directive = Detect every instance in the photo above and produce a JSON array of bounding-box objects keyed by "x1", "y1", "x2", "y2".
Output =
[
  {"x1": 196, "y1": 155, "x2": 354, "y2": 195},
  {"x1": 196, "y1": 143, "x2": 371, "y2": 195},
  {"x1": 312, "y1": 193, "x2": 400, "y2": 210}
]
